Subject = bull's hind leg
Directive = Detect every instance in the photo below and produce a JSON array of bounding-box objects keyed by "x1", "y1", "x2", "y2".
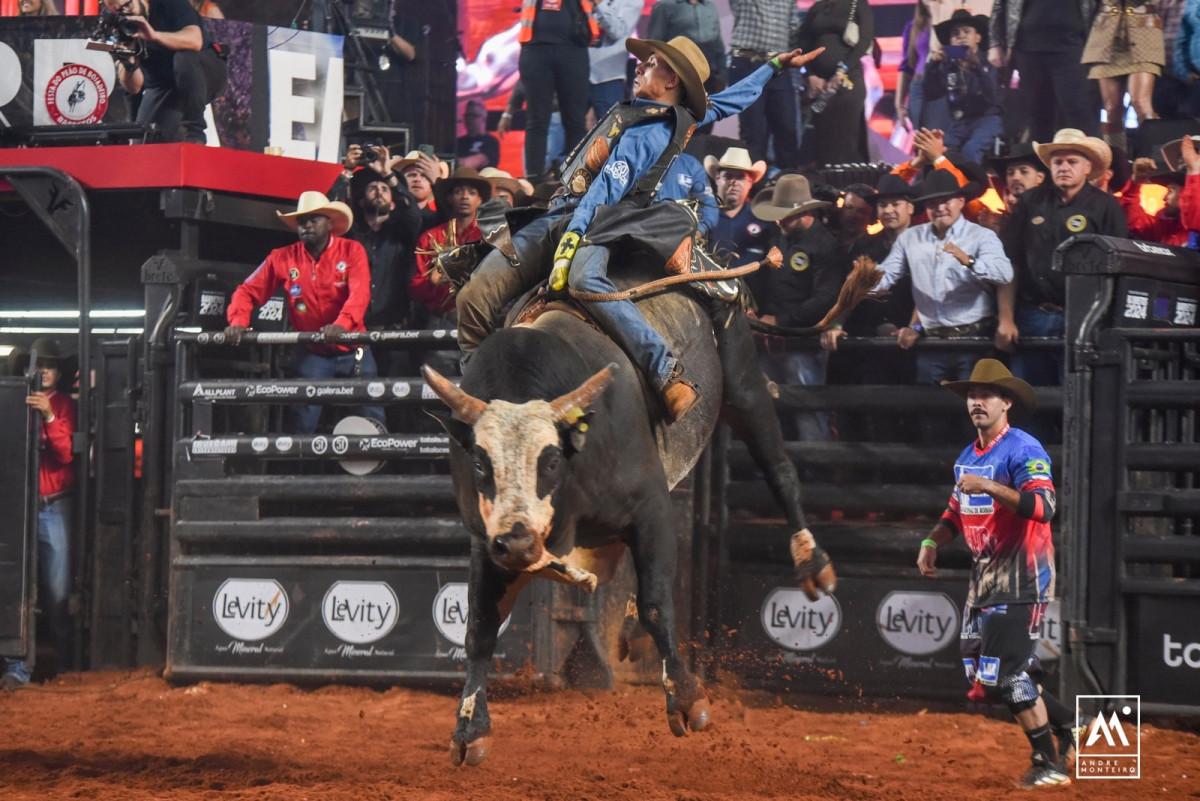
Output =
[
  {"x1": 451, "y1": 541, "x2": 530, "y2": 766},
  {"x1": 628, "y1": 495, "x2": 710, "y2": 737}
]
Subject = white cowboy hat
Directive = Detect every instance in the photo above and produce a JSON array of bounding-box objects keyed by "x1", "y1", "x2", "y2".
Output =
[
  {"x1": 703, "y1": 146, "x2": 767, "y2": 183},
  {"x1": 751, "y1": 174, "x2": 831, "y2": 221},
  {"x1": 393, "y1": 150, "x2": 452, "y2": 180},
  {"x1": 479, "y1": 167, "x2": 524, "y2": 198},
  {"x1": 276, "y1": 191, "x2": 354, "y2": 236},
  {"x1": 1034, "y1": 129, "x2": 1111, "y2": 180}
]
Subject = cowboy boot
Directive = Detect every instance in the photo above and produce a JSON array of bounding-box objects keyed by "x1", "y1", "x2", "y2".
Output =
[{"x1": 662, "y1": 366, "x2": 700, "y2": 422}]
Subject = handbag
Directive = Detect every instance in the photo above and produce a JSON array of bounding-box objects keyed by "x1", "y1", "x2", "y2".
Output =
[{"x1": 843, "y1": 0, "x2": 860, "y2": 47}]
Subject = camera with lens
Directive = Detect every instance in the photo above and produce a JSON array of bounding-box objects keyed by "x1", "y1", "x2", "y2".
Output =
[
  {"x1": 86, "y1": 7, "x2": 146, "y2": 61},
  {"x1": 360, "y1": 144, "x2": 380, "y2": 163}
]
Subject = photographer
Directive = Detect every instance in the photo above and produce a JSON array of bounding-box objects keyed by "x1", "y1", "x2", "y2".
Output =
[
  {"x1": 100, "y1": 0, "x2": 227, "y2": 144},
  {"x1": 922, "y1": 10, "x2": 1002, "y2": 164}
]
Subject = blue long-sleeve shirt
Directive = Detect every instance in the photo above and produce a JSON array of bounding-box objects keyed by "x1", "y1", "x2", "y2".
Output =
[
  {"x1": 568, "y1": 63, "x2": 777, "y2": 237},
  {"x1": 874, "y1": 215, "x2": 1012, "y2": 329},
  {"x1": 657, "y1": 152, "x2": 719, "y2": 237}
]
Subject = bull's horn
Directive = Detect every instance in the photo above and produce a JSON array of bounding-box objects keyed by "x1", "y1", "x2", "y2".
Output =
[
  {"x1": 549, "y1": 362, "x2": 619, "y2": 422},
  {"x1": 421, "y1": 364, "x2": 487, "y2": 424}
]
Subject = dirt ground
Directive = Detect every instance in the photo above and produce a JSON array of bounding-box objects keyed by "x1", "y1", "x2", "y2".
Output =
[{"x1": 1, "y1": 671, "x2": 1197, "y2": 801}]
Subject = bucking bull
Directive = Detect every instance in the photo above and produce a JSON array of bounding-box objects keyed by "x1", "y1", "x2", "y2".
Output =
[{"x1": 422, "y1": 262, "x2": 844, "y2": 766}]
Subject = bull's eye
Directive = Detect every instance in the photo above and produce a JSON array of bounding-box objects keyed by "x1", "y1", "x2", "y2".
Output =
[
  {"x1": 472, "y1": 449, "x2": 493, "y2": 485},
  {"x1": 536, "y1": 446, "x2": 564, "y2": 499}
]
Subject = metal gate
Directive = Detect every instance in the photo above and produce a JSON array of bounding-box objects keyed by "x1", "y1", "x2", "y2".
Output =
[{"x1": 1059, "y1": 234, "x2": 1200, "y2": 715}]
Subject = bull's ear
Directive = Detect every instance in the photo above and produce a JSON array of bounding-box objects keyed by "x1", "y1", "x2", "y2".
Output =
[
  {"x1": 427, "y1": 409, "x2": 473, "y2": 451},
  {"x1": 560, "y1": 413, "x2": 591, "y2": 456}
]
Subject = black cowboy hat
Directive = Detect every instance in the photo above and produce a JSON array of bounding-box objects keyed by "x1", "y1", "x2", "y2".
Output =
[
  {"x1": 986, "y1": 142, "x2": 1049, "y2": 176},
  {"x1": 934, "y1": 9, "x2": 989, "y2": 49},
  {"x1": 942, "y1": 358, "x2": 1037, "y2": 422},
  {"x1": 349, "y1": 166, "x2": 391, "y2": 207},
  {"x1": 911, "y1": 167, "x2": 975, "y2": 204},
  {"x1": 874, "y1": 173, "x2": 916, "y2": 201}
]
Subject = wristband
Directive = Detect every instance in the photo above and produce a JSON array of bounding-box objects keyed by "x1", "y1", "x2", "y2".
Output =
[
  {"x1": 768, "y1": 56, "x2": 783, "y2": 74},
  {"x1": 921, "y1": 539, "x2": 938, "y2": 549},
  {"x1": 501, "y1": 111, "x2": 513, "y2": 119}
]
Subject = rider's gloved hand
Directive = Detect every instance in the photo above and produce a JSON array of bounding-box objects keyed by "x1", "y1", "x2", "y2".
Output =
[{"x1": 549, "y1": 232, "x2": 581, "y2": 291}]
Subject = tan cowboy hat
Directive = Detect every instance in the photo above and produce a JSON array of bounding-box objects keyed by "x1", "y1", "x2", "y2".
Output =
[
  {"x1": 434, "y1": 166, "x2": 493, "y2": 209},
  {"x1": 625, "y1": 36, "x2": 710, "y2": 119},
  {"x1": 750, "y1": 174, "x2": 831, "y2": 221},
  {"x1": 393, "y1": 150, "x2": 452, "y2": 180},
  {"x1": 1160, "y1": 135, "x2": 1200, "y2": 172},
  {"x1": 1034, "y1": 128, "x2": 1111, "y2": 180},
  {"x1": 941, "y1": 358, "x2": 1037, "y2": 421},
  {"x1": 479, "y1": 167, "x2": 524, "y2": 199},
  {"x1": 703, "y1": 146, "x2": 767, "y2": 183},
  {"x1": 277, "y1": 191, "x2": 354, "y2": 236}
]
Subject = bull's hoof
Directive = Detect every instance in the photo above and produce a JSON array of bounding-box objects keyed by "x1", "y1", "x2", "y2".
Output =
[
  {"x1": 791, "y1": 529, "x2": 836, "y2": 600},
  {"x1": 449, "y1": 735, "x2": 491, "y2": 767},
  {"x1": 667, "y1": 696, "x2": 712, "y2": 737}
]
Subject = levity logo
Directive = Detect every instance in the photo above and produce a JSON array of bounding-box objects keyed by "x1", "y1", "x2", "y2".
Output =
[
  {"x1": 875, "y1": 591, "x2": 958, "y2": 656},
  {"x1": 212, "y1": 578, "x2": 289, "y2": 641},
  {"x1": 1076, "y1": 695, "x2": 1140, "y2": 780},
  {"x1": 432, "y1": 582, "x2": 511, "y2": 647},
  {"x1": 322, "y1": 581, "x2": 399, "y2": 644},
  {"x1": 760, "y1": 587, "x2": 841, "y2": 652}
]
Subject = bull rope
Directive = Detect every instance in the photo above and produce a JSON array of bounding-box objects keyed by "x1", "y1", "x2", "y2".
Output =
[{"x1": 567, "y1": 250, "x2": 780, "y2": 304}]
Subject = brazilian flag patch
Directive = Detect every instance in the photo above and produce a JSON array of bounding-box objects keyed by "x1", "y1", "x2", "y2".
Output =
[{"x1": 1025, "y1": 458, "x2": 1051, "y2": 477}]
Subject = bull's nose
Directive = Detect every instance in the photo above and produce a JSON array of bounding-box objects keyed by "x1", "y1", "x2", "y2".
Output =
[{"x1": 491, "y1": 523, "x2": 535, "y2": 561}]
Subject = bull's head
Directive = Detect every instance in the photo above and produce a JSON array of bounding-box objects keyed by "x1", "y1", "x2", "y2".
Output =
[{"x1": 422, "y1": 363, "x2": 618, "y2": 573}]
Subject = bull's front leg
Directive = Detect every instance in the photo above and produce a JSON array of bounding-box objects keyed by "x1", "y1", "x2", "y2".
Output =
[
  {"x1": 628, "y1": 496, "x2": 711, "y2": 737},
  {"x1": 451, "y1": 540, "x2": 530, "y2": 766}
]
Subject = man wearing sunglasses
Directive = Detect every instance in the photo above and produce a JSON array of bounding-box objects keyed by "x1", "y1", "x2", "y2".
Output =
[{"x1": 102, "y1": 0, "x2": 227, "y2": 144}]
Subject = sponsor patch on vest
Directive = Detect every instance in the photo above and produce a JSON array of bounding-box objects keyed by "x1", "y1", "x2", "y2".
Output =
[
  {"x1": 790, "y1": 251, "x2": 810, "y2": 272},
  {"x1": 289, "y1": 268, "x2": 300, "y2": 280},
  {"x1": 1066, "y1": 214, "x2": 1087, "y2": 232},
  {"x1": 1031, "y1": 216, "x2": 1045, "y2": 225}
]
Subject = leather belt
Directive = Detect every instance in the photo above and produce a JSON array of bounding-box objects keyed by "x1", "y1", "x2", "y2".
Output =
[
  {"x1": 924, "y1": 317, "x2": 996, "y2": 338},
  {"x1": 1036, "y1": 302, "x2": 1064, "y2": 314},
  {"x1": 731, "y1": 48, "x2": 770, "y2": 63},
  {"x1": 39, "y1": 490, "x2": 72, "y2": 510}
]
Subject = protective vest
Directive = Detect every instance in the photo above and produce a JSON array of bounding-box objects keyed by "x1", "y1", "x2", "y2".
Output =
[
  {"x1": 557, "y1": 101, "x2": 699, "y2": 208},
  {"x1": 517, "y1": 0, "x2": 600, "y2": 46}
]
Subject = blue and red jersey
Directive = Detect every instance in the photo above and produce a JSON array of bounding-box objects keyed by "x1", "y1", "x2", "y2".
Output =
[{"x1": 941, "y1": 425, "x2": 1056, "y2": 608}]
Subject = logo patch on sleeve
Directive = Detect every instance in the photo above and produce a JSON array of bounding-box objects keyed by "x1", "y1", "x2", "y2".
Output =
[
  {"x1": 604, "y1": 160, "x2": 631, "y2": 186},
  {"x1": 977, "y1": 655, "x2": 1000, "y2": 685},
  {"x1": 1025, "y1": 458, "x2": 1051, "y2": 477}
]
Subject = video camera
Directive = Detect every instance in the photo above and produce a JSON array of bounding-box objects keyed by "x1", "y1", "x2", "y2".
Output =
[{"x1": 86, "y1": 7, "x2": 146, "y2": 62}]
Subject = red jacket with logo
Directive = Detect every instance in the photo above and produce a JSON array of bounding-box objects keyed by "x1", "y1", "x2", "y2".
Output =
[
  {"x1": 227, "y1": 237, "x2": 371, "y2": 354},
  {"x1": 39, "y1": 390, "x2": 77, "y2": 498}
]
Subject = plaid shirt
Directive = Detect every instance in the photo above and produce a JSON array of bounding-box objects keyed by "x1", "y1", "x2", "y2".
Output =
[{"x1": 729, "y1": 0, "x2": 800, "y2": 54}]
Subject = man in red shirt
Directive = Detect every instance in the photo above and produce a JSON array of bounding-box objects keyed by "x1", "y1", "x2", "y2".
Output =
[
  {"x1": 3, "y1": 338, "x2": 77, "y2": 691},
  {"x1": 410, "y1": 168, "x2": 491, "y2": 320},
  {"x1": 225, "y1": 191, "x2": 385, "y2": 434},
  {"x1": 1120, "y1": 159, "x2": 1189, "y2": 248}
]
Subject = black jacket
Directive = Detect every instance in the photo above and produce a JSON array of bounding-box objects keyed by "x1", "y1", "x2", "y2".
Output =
[{"x1": 762, "y1": 218, "x2": 847, "y2": 328}]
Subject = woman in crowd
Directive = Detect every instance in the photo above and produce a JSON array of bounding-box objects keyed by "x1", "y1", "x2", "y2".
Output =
[{"x1": 1082, "y1": 0, "x2": 1163, "y2": 151}]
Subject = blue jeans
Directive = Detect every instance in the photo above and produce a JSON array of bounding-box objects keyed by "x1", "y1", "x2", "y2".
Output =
[
  {"x1": 285, "y1": 346, "x2": 386, "y2": 434},
  {"x1": 1010, "y1": 305, "x2": 1065, "y2": 388},
  {"x1": 908, "y1": 74, "x2": 926, "y2": 129},
  {"x1": 762, "y1": 350, "x2": 830, "y2": 442},
  {"x1": 944, "y1": 113, "x2": 1004, "y2": 164},
  {"x1": 4, "y1": 497, "x2": 73, "y2": 682},
  {"x1": 568, "y1": 244, "x2": 676, "y2": 389},
  {"x1": 917, "y1": 348, "x2": 982, "y2": 442},
  {"x1": 590, "y1": 79, "x2": 626, "y2": 119},
  {"x1": 730, "y1": 56, "x2": 802, "y2": 169}
]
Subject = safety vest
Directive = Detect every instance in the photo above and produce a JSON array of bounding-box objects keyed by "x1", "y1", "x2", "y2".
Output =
[
  {"x1": 516, "y1": 0, "x2": 600, "y2": 46},
  {"x1": 557, "y1": 101, "x2": 698, "y2": 206}
]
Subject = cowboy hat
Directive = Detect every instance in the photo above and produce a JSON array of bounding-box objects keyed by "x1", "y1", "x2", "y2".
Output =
[
  {"x1": 277, "y1": 191, "x2": 354, "y2": 236},
  {"x1": 750, "y1": 174, "x2": 832, "y2": 221},
  {"x1": 933, "y1": 8, "x2": 989, "y2": 48},
  {"x1": 392, "y1": 150, "x2": 452, "y2": 181},
  {"x1": 874, "y1": 173, "x2": 916, "y2": 201},
  {"x1": 941, "y1": 358, "x2": 1037, "y2": 421},
  {"x1": 625, "y1": 36, "x2": 710, "y2": 119},
  {"x1": 349, "y1": 167, "x2": 391, "y2": 206},
  {"x1": 1159, "y1": 135, "x2": 1200, "y2": 173},
  {"x1": 910, "y1": 168, "x2": 972, "y2": 204},
  {"x1": 703, "y1": 146, "x2": 767, "y2": 183},
  {"x1": 1034, "y1": 128, "x2": 1111, "y2": 180},
  {"x1": 479, "y1": 167, "x2": 525, "y2": 199},
  {"x1": 985, "y1": 141, "x2": 1048, "y2": 176},
  {"x1": 434, "y1": 167, "x2": 493, "y2": 209}
]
